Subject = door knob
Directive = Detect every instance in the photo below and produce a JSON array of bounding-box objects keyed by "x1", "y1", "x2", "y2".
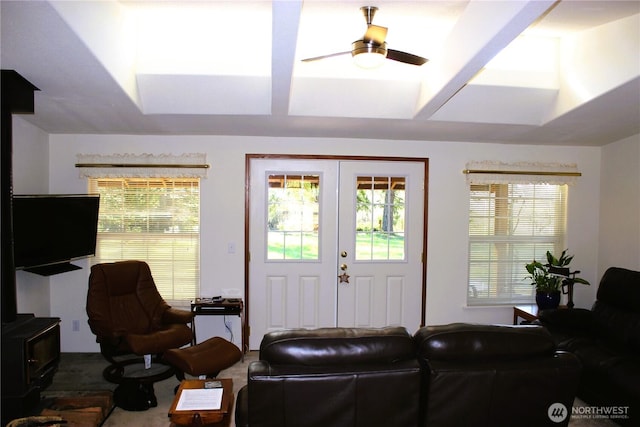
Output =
[
  {"x1": 340, "y1": 263, "x2": 348, "y2": 271},
  {"x1": 340, "y1": 251, "x2": 347, "y2": 258}
]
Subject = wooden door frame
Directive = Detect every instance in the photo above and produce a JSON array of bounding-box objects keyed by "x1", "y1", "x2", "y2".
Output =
[{"x1": 244, "y1": 154, "x2": 429, "y2": 350}]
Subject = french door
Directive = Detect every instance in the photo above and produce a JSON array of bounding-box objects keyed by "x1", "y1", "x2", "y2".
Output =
[{"x1": 247, "y1": 156, "x2": 426, "y2": 349}]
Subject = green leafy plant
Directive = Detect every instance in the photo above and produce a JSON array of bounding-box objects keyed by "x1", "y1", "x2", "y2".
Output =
[{"x1": 525, "y1": 249, "x2": 590, "y2": 292}]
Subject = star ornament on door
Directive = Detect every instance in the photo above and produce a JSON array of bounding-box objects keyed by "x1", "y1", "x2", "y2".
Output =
[{"x1": 338, "y1": 272, "x2": 350, "y2": 283}]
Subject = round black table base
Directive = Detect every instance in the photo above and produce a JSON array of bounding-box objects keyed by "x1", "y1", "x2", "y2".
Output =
[{"x1": 102, "y1": 358, "x2": 175, "y2": 384}]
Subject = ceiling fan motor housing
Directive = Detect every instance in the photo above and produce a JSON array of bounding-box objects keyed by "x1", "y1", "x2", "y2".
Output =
[{"x1": 351, "y1": 40, "x2": 387, "y2": 58}]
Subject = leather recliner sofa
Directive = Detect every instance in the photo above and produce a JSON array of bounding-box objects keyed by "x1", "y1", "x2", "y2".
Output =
[
  {"x1": 235, "y1": 323, "x2": 581, "y2": 427},
  {"x1": 236, "y1": 326, "x2": 421, "y2": 427},
  {"x1": 537, "y1": 267, "x2": 640, "y2": 425}
]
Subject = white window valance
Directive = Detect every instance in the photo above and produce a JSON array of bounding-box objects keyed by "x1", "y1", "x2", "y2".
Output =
[
  {"x1": 76, "y1": 153, "x2": 209, "y2": 178},
  {"x1": 463, "y1": 161, "x2": 581, "y2": 185}
]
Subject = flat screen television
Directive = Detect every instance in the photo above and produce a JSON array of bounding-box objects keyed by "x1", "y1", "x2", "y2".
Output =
[{"x1": 12, "y1": 194, "x2": 100, "y2": 276}]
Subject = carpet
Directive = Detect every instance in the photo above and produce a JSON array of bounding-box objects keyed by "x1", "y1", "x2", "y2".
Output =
[{"x1": 43, "y1": 351, "x2": 256, "y2": 427}]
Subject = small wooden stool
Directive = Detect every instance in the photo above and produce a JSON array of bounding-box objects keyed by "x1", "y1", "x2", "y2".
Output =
[{"x1": 164, "y1": 337, "x2": 242, "y2": 381}]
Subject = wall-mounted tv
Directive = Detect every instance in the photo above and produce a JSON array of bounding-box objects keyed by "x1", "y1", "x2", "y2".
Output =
[{"x1": 12, "y1": 194, "x2": 100, "y2": 276}]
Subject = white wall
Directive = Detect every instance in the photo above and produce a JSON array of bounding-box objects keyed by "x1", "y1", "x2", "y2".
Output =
[
  {"x1": 27, "y1": 132, "x2": 600, "y2": 351},
  {"x1": 12, "y1": 116, "x2": 51, "y2": 316},
  {"x1": 599, "y1": 134, "x2": 640, "y2": 272}
]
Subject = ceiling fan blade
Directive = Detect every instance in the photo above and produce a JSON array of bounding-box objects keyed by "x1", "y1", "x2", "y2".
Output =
[
  {"x1": 301, "y1": 51, "x2": 351, "y2": 62},
  {"x1": 363, "y1": 24, "x2": 387, "y2": 45},
  {"x1": 387, "y1": 49, "x2": 428, "y2": 66}
]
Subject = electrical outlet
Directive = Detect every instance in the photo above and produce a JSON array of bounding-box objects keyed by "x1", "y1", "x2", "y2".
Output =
[{"x1": 72, "y1": 320, "x2": 80, "y2": 332}]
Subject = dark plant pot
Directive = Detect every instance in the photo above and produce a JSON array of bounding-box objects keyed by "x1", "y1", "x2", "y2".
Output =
[{"x1": 536, "y1": 290, "x2": 561, "y2": 310}]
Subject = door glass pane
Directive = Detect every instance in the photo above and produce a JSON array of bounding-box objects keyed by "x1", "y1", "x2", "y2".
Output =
[
  {"x1": 355, "y1": 176, "x2": 406, "y2": 260},
  {"x1": 267, "y1": 174, "x2": 320, "y2": 260}
]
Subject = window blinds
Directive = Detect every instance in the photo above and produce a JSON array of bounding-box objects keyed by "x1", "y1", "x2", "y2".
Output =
[
  {"x1": 466, "y1": 161, "x2": 575, "y2": 306},
  {"x1": 89, "y1": 177, "x2": 200, "y2": 304},
  {"x1": 468, "y1": 183, "x2": 568, "y2": 305}
]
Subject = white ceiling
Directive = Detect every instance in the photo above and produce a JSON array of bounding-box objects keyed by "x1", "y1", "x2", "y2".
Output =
[{"x1": 1, "y1": 0, "x2": 639, "y2": 146}]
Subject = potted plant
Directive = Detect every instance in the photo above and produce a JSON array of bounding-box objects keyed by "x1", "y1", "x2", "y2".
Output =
[{"x1": 525, "y1": 249, "x2": 590, "y2": 309}]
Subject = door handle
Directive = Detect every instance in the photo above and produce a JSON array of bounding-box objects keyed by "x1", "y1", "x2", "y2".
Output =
[{"x1": 340, "y1": 263, "x2": 347, "y2": 271}]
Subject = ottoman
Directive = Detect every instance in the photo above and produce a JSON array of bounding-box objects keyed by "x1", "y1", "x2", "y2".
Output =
[{"x1": 164, "y1": 337, "x2": 242, "y2": 381}]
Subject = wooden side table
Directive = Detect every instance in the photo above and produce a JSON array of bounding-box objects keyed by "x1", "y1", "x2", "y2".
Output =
[
  {"x1": 513, "y1": 304, "x2": 566, "y2": 325},
  {"x1": 168, "y1": 379, "x2": 233, "y2": 427},
  {"x1": 513, "y1": 304, "x2": 540, "y2": 325}
]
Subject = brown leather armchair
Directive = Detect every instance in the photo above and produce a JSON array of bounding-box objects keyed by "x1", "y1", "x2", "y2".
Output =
[
  {"x1": 86, "y1": 260, "x2": 193, "y2": 409},
  {"x1": 537, "y1": 267, "x2": 640, "y2": 425}
]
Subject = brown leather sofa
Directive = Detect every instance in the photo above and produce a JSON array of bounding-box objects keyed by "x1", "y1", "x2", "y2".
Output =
[
  {"x1": 236, "y1": 326, "x2": 421, "y2": 427},
  {"x1": 537, "y1": 267, "x2": 640, "y2": 425},
  {"x1": 235, "y1": 323, "x2": 581, "y2": 427},
  {"x1": 415, "y1": 323, "x2": 580, "y2": 427}
]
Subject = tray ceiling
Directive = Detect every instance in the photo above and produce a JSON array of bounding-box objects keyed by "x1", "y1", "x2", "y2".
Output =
[{"x1": 1, "y1": 0, "x2": 638, "y2": 145}]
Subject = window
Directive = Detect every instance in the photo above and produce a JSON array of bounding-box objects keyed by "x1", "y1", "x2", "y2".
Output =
[
  {"x1": 355, "y1": 176, "x2": 406, "y2": 261},
  {"x1": 468, "y1": 183, "x2": 567, "y2": 305},
  {"x1": 267, "y1": 173, "x2": 320, "y2": 260},
  {"x1": 89, "y1": 177, "x2": 200, "y2": 303}
]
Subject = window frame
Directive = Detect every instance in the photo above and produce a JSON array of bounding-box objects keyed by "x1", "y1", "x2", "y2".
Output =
[
  {"x1": 467, "y1": 182, "x2": 568, "y2": 306},
  {"x1": 265, "y1": 172, "x2": 321, "y2": 262},
  {"x1": 354, "y1": 175, "x2": 407, "y2": 262},
  {"x1": 88, "y1": 177, "x2": 201, "y2": 305}
]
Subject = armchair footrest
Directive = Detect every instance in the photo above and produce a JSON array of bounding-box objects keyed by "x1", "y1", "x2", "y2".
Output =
[{"x1": 164, "y1": 337, "x2": 242, "y2": 378}]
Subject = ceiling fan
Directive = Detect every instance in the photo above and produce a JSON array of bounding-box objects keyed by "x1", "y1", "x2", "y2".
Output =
[{"x1": 301, "y1": 6, "x2": 428, "y2": 68}]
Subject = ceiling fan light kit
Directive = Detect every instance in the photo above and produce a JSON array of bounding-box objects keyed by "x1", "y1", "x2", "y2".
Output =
[{"x1": 351, "y1": 40, "x2": 387, "y2": 69}]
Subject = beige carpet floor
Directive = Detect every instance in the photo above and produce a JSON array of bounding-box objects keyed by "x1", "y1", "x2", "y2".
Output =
[
  {"x1": 45, "y1": 352, "x2": 618, "y2": 426},
  {"x1": 43, "y1": 351, "x2": 257, "y2": 427}
]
